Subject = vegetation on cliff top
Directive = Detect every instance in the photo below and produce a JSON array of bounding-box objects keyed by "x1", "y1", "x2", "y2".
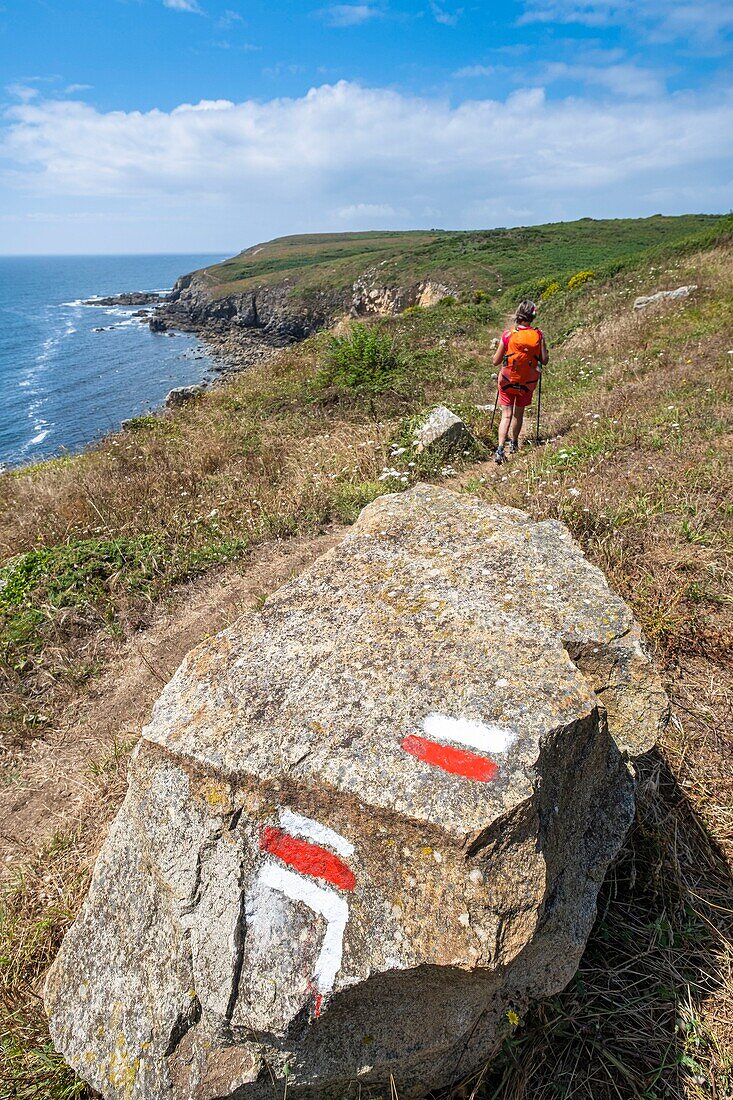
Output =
[
  {"x1": 1, "y1": 216, "x2": 732, "y2": 1099},
  {"x1": 188, "y1": 214, "x2": 723, "y2": 300}
]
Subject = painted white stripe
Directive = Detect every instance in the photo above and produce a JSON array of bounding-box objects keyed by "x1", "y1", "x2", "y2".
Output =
[
  {"x1": 278, "y1": 808, "x2": 355, "y2": 858},
  {"x1": 258, "y1": 860, "x2": 349, "y2": 994},
  {"x1": 421, "y1": 713, "x2": 516, "y2": 755}
]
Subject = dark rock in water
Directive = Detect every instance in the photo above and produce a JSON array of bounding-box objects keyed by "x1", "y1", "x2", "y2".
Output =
[
  {"x1": 83, "y1": 291, "x2": 167, "y2": 307},
  {"x1": 149, "y1": 315, "x2": 168, "y2": 333},
  {"x1": 44, "y1": 486, "x2": 668, "y2": 1100},
  {"x1": 132, "y1": 309, "x2": 150, "y2": 318}
]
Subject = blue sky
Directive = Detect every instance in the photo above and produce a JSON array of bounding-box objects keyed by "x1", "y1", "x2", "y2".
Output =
[{"x1": 1, "y1": 0, "x2": 731, "y2": 253}]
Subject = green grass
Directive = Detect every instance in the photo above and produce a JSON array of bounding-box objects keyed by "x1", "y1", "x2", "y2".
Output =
[
  {"x1": 190, "y1": 214, "x2": 724, "y2": 302},
  {"x1": 0, "y1": 536, "x2": 166, "y2": 656}
]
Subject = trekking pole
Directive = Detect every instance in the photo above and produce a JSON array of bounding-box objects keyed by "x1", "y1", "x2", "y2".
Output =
[
  {"x1": 535, "y1": 372, "x2": 543, "y2": 446},
  {"x1": 489, "y1": 387, "x2": 499, "y2": 434}
]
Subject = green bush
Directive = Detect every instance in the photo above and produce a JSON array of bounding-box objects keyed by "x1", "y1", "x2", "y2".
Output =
[
  {"x1": 315, "y1": 323, "x2": 406, "y2": 395},
  {"x1": 541, "y1": 280, "x2": 562, "y2": 302},
  {"x1": 568, "y1": 270, "x2": 595, "y2": 290}
]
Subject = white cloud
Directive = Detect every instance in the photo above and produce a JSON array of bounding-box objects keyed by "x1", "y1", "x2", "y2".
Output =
[
  {"x1": 218, "y1": 8, "x2": 244, "y2": 25},
  {"x1": 519, "y1": 0, "x2": 625, "y2": 27},
  {"x1": 430, "y1": 2, "x2": 462, "y2": 25},
  {"x1": 518, "y1": 0, "x2": 733, "y2": 44},
  {"x1": 317, "y1": 4, "x2": 379, "y2": 26},
  {"x1": 64, "y1": 83, "x2": 93, "y2": 95},
  {"x1": 454, "y1": 55, "x2": 664, "y2": 97},
  {"x1": 454, "y1": 65, "x2": 496, "y2": 78},
  {"x1": 163, "y1": 0, "x2": 203, "y2": 12},
  {"x1": 1, "y1": 81, "x2": 730, "y2": 251},
  {"x1": 6, "y1": 84, "x2": 39, "y2": 102},
  {"x1": 336, "y1": 202, "x2": 401, "y2": 219},
  {"x1": 538, "y1": 60, "x2": 665, "y2": 98}
]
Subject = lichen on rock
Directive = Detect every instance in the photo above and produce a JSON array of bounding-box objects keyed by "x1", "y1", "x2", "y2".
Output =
[{"x1": 45, "y1": 485, "x2": 668, "y2": 1100}]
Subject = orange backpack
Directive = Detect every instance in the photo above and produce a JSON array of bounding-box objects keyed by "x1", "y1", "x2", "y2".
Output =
[{"x1": 501, "y1": 327, "x2": 542, "y2": 391}]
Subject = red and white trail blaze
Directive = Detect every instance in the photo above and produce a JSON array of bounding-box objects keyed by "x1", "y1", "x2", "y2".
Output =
[
  {"x1": 252, "y1": 810, "x2": 356, "y2": 1016},
  {"x1": 402, "y1": 713, "x2": 516, "y2": 782}
]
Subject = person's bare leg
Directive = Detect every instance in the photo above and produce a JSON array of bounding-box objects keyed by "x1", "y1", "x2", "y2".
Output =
[
  {"x1": 510, "y1": 407, "x2": 525, "y2": 444},
  {"x1": 497, "y1": 405, "x2": 513, "y2": 448}
]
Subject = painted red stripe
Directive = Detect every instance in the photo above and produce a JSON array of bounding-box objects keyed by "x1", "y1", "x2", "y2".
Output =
[
  {"x1": 402, "y1": 734, "x2": 499, "y2": 783},
  {"x1": 260, "y1": 827, "x2": 356, "y2": 891}
]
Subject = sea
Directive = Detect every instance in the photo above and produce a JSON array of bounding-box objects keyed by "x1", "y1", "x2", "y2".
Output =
[{"x1": 0, "y1": 253, "x2": 227, "y2": 470}]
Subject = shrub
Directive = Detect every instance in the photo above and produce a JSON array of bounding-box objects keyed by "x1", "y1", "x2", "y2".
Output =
[
  {"x1": 541, "y1": 280, "x2": 562, "y2": 302},
  {"x1": 567, "y1": 270, "x2": 596, "y2": 291},
  {"x1": 315, "y1": 323, "x2": 405, "y2": 395},
  {"x1": 473, "y1": 289, "x2": 490, "y2": 304}
]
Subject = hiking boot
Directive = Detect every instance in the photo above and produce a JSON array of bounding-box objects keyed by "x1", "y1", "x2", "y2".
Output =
[
  {"x1": 508, "y1": 439, "x2": 519, "y2": 454},
  {"x1": 494, "y1": 446, "x2": 505, "y2": 465}
]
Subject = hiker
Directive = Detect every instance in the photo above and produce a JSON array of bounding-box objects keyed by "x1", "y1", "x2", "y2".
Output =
[{"x1": 492, "y1": 300, "x2": 548, "y2": 464}]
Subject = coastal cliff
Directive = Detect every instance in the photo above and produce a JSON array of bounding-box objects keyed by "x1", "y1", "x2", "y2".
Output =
[{"x1": 148, "y1": 217, "x2": 723, "y2": 354}]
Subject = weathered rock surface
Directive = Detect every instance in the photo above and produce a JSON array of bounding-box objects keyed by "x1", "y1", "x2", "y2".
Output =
[
  {"x1": 351, "y1": 277, "x2": 455, "y2": 317},
  {"x1": 83, "y1": 291, "x2": 167, "y2": 307},
  {"x1": 45, "y1": 485, "x2": 668, "y2": 1100},
  {"x1": 413, "y1": 405, "x2": 476, "y2": 454},
  {"x1": 165, "y1": 384, "x2": 205, "y2": 407},
  {"x1": 151, "y1": 263, "x2": 458, "y2": 352},
  {"x1": 633, "y1": 284, "x2": 697, "y2": 310},
  {"x1": 152, "y1": 273, "x2": 342, "y2": 345}
]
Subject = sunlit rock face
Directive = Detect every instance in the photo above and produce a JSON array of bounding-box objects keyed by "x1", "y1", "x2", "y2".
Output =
[{"x1": 45, "y1": 485, "x2": 668, "y2": 1100}]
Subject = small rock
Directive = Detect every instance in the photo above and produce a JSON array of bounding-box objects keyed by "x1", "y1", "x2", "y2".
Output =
[
  {"x1": 633, "y1": 285, "x2": 697, "y2": 310},
  {"x1": 165, "y1": 385, "x2": 204, "y2": 407},
  {"x1": 413, "y1": 405, "x2": 476, "y2": 455}
]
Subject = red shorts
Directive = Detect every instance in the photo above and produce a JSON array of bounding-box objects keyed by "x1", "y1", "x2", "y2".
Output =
[{"x1": 498, "y1": 385, "x2": 536, "y2": 409}]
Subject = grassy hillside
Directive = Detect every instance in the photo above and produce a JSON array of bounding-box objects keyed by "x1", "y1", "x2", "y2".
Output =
[
  {"x1": 191, "y1": 214, "x2": 723, "y2": 300},
  {"x1": 1, "y1": 216, "x2": 732, "y2": 1099}
]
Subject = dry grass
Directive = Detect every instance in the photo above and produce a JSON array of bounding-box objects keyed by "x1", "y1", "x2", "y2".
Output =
[
  {"x1": 449, "y1": 246, "x2": 733, "y2": 1100},
  {"x1": 1, "y1": 242, "x2": 732, "y2": 1099}
]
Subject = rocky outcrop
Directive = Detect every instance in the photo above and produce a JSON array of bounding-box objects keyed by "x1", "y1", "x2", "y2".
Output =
[
  {"x1": 45, "y1": 485, "x2": 668, "y2": 1100},
  {"x1": 633, "y1": 285, "x2": 697, "y2": 310},
  {"x1": 152, "y1": 275, "x2": 345, "y2": 345},
  {"x1": 413, "y1": 405, "x2": 476, "y2": 454},
  {"x1": 83, "y1": 292, "x2": 167, "y2": 307},
  {"x1": 165, "y1": 385, "x2": 205, "y2": 407},
  {"x1": 351, "y1": 277, "x2": 455, "y2": 316},
  {"x1": 150, "y1": 267, "x2": 457, "y2": 348}
]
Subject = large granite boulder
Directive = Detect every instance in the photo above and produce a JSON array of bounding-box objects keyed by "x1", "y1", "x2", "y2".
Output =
[{"x1": 45, "y1": 485, "x2": 668, "y2": 1100}]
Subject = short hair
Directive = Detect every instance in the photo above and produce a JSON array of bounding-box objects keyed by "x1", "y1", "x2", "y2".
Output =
[{"x1": 515, "y1": 300, "x2": 537, "y2": 324}]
